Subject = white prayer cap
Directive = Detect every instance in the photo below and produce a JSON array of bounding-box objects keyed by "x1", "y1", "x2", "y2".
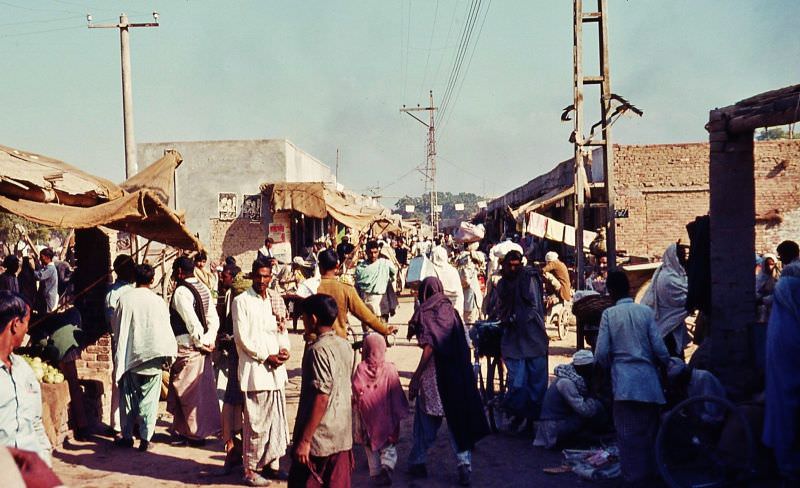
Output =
[
  {"x1": 545, "y1": 251, "x2": 559, "y2": 262},
  {"x1": 572, "y1": 349, "x2": 594, "y2": 366}
]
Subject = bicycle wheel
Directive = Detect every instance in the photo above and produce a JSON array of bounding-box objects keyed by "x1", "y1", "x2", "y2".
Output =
[
  {"x1": 655, "y1": 395, "x2": 754, "y2": 488},
  {"x1": 485, "y1": 356, "x2": 500, "y2": 433}
]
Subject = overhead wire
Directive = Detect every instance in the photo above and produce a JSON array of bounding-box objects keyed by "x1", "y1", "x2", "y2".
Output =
[
  {"x1": 417, "y1": 0, "x2": 439, "y2": 100},
  {"x1": 0, "y1": 14, "x2": 83, "y2": 27},
  {"x1": 402, "y1": 0, "x2": 412, "y2": 100},
  {"x1": 437, "y1": 0, "x2": 481, "y2": 124},
  {"x1": 430, "y1": 0, "x2": 461, "y2": 98},
  {"x1": 439, "y1": 0, "x2": 492, "y2": 133},
  {"x1": 437, "y1": 0, "x2": 478, "y2": 118}
]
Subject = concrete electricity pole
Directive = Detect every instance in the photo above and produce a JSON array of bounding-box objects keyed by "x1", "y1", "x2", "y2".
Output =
[
  {"x1": 401, "y1": 90, "x2": 439, "y2": 233},
  {"x1": 89, "y1": 12, "x2": 159, "y2": 179}
]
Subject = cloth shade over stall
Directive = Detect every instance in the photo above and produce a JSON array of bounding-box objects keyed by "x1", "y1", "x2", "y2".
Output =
[
  {"x1": 262, "y1": 182, "x2": 404, "y2": 235},
  {"x1": 0, "y1": 145, "x2": 201, "y2": 250}
]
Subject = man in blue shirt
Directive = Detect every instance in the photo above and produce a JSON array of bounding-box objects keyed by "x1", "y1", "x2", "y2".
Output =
[
  {"x1": 0, "y1": 291, "x2": 52, "y2": 465},
  {"x1": 595, "y1": 271, "x2": 670, "y2": 486}
]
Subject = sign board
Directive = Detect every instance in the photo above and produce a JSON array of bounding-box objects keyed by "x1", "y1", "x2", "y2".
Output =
[
  {"x1": 614, "y1": 209, "x2": 630, "y2": 219},
  {"x1": 218, "y1": 192, "x2": 238, "y2": 220},
  {"x1": 404, "y1": 205, "x2": 415, "y2": 213},
  {"x1": 477, "y1": 200, "x2": 487, "y2": 209},
  {"x1": 268, "y1": 223, "x2": 287, "y2": 243},
  {"x1": 241, "y1": 194, "x2": 262, "y2": 221},
  {"x1": 454, "y1": 203, "x2": 465, "y2": 211},
  {"x1": 434, "y1": 205, "x2": 443, "y2": 212}
]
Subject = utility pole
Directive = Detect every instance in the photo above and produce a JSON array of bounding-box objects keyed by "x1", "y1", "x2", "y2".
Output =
[
  {"x1": 401, "y1": 90, "x2": 439, "y2": 234},
  {"x1": 571, "y1": 0, "x2": 620, "y2": 290},
  {"x1": 89, "y1": 12, "x2": 159, "y2": 179}
]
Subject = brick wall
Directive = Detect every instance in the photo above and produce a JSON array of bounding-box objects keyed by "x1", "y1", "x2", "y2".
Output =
[
  {"x1": 207, "y1": 210, "x2": 293, "y2": 266},
  {"x1": 612, "y1": 140, "x2": 800, "y2": 257}
]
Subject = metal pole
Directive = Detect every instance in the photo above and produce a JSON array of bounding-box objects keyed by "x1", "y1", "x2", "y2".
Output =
[
  {"x1": 598, "y1": 0, "x2": 617, "y2": 270},
  {"x1": 119, "y1": 14, "x2": 138, "y2": 178},
  {"x1": 573, "y1": 0, "x2": 586, "y2": 289},
  {"x1": 429, "y1": 90, "x2": 438, "y2": 234}
]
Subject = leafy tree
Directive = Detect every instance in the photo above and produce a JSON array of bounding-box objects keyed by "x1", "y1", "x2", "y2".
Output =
[
  {"x1": 0, "y1": 212, "x2": 70, "y2": 256},
  {"x1": 393, "y1": 192, "x2": 485, "y2": 223},
  {"x1": 755, "y1": 126, "x2": 796, "y2": 140}
]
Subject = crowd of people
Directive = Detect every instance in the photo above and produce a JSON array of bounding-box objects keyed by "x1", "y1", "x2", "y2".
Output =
[{"x1": 1, "y1": 230, "x2": 799, "y2": 486}]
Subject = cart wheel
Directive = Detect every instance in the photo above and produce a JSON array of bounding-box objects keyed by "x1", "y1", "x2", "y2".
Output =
[
  {"x1": 556, "y1": 312, "x2": 568, "y2": 340},
  {"x1": 655, "y1": 395, "x2": 754, "y2": 488}
]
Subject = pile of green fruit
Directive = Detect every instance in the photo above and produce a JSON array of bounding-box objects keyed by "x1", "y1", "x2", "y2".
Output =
[{"x1": 20, "y1": 355, "x2": 65, "y2": 384}]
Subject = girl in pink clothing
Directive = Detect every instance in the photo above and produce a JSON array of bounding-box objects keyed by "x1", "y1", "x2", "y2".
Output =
[{"x1": 352, "y1": 334, "x2": 409, "y2": 486}]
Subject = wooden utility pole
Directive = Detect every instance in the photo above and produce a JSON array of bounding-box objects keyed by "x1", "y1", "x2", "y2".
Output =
[
  {"x1": 572, "y1": 0, "x2": 618, "y2": 289},
  {"x1": 89, "y1": 12, "x2": 159, "y2": 179},
  {"x1": 401, "y1": 90, "x2": 439, "y2": 234}
]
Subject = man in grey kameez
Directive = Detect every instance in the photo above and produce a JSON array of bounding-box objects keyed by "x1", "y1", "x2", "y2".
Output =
[{"x1": 595, "y1": 271, "x2": 670, "y2": 486}]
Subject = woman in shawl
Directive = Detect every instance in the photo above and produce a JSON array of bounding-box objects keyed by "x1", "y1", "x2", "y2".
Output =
[
  {"x1": 407, "y1": 276, "x2": 489, "y2": 487},
  {"x1": 430, "y1": 246, "x2": 465, "y2": 319},
  {"x1": 642, "y1": 243, "x2": 689, "y2": 357},
  {"x1": 352, "y1": 334, "x2": 408, "y2": 486},
  {"x1": 756, "y1": 253, "x2": 779, "y2": 325},
  {"x1": 763, "y1": 262, "x2": 800, "y2": 480}
]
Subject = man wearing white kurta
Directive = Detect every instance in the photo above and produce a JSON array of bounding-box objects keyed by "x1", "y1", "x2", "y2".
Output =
[{"x1": 233, "y1": 258, "x2": 291, "y2": 486}]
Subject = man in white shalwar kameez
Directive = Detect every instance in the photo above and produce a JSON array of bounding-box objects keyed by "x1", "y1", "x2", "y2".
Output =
[
  {"x1": 112, "y1": 264, "x2": 177, "y2": 451},
  {"x1": 233, "y1": 258, "x2": 291, "y2": 486}
]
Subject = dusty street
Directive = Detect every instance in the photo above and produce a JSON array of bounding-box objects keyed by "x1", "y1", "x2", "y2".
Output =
[{"x1": 52, "y1": 296, "x2": 604, "y2": 488}]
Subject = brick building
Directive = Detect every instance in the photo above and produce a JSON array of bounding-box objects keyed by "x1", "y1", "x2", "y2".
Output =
[{"x1": 488, "y1": 139, "x2": 800, "y2": 259}]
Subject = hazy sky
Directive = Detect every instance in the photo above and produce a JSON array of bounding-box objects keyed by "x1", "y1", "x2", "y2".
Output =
[{"x1": 1, "y1": 1, "x2": 798, "y2": 207}]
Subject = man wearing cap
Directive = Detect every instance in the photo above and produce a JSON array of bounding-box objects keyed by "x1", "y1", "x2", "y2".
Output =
[
  {"x1": 534, "y1": 350, "x2": 605, "y2": 449},
  {"x1": 542, "y1": 251, "x2": 572, "y2": 304}
]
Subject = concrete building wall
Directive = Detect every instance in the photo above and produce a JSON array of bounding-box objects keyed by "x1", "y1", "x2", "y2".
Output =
[{"x1": 137, "y1": 139, "x2": 336, "y2": 262}]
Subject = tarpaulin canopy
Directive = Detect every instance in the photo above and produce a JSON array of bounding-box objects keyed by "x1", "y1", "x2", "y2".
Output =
[
  {"x1": 120, "y1": 150, "x2": 182, "y2": 205},
  {"x1": 0, "y1": 144, "x2": 201, "y2": 250},
  {"x1": 262, "y1": 182, "x2": 392, "y2": 232},
  {"x1": 511, "y1": 186, "x2": 574, "y2": 221},
  {"x1": 0, "y1": 190, "x2": 201, "y2": 250},
  {"x1": 0, "y1": 144, "x2": 122, "y2": 206}
]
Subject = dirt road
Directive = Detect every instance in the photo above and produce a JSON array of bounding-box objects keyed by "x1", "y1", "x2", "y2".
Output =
[{"x1": 53, "y1": 296, "x2": 599, "y2": 487}]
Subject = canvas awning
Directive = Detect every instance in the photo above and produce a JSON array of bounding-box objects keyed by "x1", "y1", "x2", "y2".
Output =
[
  {"x1": 0, "y1": 144, "x2": 122, "y2": 206},
  {"x1": 0, "y1": 144, "x2": 202, "y2": 250},
  {"x1": 120, "y1": 150, "x2": 182, "y2": 205},
  {"x1": 262, "y1": 182, "x2": 391, "y2": 231},
  {"x1": 511, "y1": 186, "x2": 574, "y2": 221},
  {"x1": 0, "y1": 190, "x2": 201, "y2": 251}
]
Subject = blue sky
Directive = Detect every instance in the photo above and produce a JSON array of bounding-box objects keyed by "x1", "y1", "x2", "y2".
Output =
[{"x1": 1, "y1": 1, "x2": 798, "y2": 207}]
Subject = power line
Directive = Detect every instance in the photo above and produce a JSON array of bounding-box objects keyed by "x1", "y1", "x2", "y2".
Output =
[
  {"x1": 438, "y1": 0, "x2": 481, "y2": 123},
  {"x1": 417, "y1": 0, "x2": 439, "y2": 100},
  {"x1": 0, "y1": 14, "x2": 82, "y2": 27},
  {"x1": 438, "y1": 0, "x2": 478, "y2": 119},
  {"x1": 0, "y1": 1, "x2": 77, "y2": 14},
  {"x1": 439, "y1": 0, "x2": 492, "y2": 133},
  {"x1": 440, "y1": 0, "x2": 482, "y2": 121},
  {"x1": 430, "y1": 0, "x2": 460, "y2": 94}
]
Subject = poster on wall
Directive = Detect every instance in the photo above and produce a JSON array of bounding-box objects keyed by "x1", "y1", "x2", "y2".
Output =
[
  {"x1": 268, "y1": 223, "x2": 286, "y2": 243},
  {"x1": 241, "y1": 194, "x2": 262, "y2": 222},
  {"x1": 218, "y1": 192, "x2": 238, "y2": 220}
]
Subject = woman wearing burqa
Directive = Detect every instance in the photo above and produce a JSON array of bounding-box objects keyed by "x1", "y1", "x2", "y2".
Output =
[{"x1": 407, "y1": 276, "x2": 489, "y2": 486}]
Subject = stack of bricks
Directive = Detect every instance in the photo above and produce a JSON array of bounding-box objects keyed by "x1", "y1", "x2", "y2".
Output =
[{"x1": 73, "y1": 227, "x2": 114, "y2": 427}]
